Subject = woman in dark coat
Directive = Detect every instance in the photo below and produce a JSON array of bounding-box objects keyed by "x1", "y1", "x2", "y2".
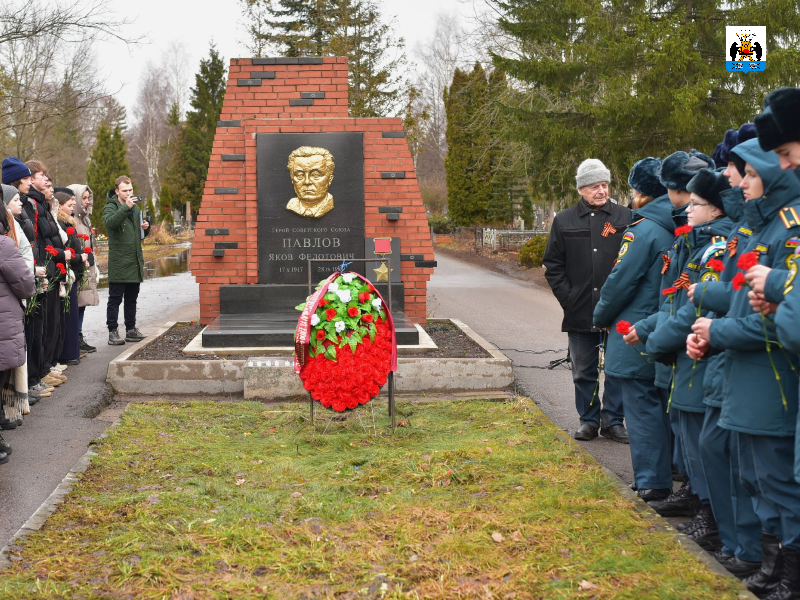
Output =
[
  {"x1": 55, "y1": 189, "x2": 85, "y2": 365},
  {"x1": 0, "y1": 206, "x2": 36, "y2": 444}
]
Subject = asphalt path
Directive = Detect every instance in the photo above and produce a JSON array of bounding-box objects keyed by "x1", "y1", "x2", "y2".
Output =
[
  {"x1": 428, "y1": 252, "x2": 635, "y2": 485},
  {"x1": 0, "y1": 271, "x2": 199, "y2": 549}
]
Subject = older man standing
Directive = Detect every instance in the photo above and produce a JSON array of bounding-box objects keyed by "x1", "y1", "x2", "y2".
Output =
[{"x1": 543, "y1": 159, "x2": 632, "y2": 441}]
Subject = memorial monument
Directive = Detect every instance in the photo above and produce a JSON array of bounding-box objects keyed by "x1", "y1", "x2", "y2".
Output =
[{"x1": 189, "y1": 57, "x2": 435, "y2": 348}]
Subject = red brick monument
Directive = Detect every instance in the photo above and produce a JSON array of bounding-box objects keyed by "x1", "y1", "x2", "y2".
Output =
[{"x1": 190, "y1": 57, "x2": 435, "y2": 348}]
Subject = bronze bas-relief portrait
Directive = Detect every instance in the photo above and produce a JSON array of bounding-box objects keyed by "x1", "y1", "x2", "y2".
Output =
[{"x1": 285, "y1": 146, "x2": 335, "y2": 218}]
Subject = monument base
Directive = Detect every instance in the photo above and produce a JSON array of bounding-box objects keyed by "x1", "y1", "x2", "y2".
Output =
[{"x1": 202, "y1": 284, "x2": 419, "y2": 347}]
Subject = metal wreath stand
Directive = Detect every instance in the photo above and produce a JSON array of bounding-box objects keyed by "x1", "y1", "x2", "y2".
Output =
[{"x1": 304, "y1": 258, "x2": 397, "y2": 432}]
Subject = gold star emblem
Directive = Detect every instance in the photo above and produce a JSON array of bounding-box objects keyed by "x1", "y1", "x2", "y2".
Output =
[{"x1": 373, "y1": 261, "x2": 393, "y2": 282}]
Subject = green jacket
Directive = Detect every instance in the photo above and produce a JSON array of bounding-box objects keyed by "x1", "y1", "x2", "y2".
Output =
[{"x1": 102, "y1": 189, "x2": 149, "y2": 283}]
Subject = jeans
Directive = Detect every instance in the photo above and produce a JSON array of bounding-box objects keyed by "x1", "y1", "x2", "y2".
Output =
[
  {"x1": 106, "y1": 282, "x2": 140, "y2": 332},
  {"x1": 568, "y1": 331, "x2": 624, "y2": 428}
]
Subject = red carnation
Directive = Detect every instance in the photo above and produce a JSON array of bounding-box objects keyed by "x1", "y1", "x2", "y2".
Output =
[
  {"x1": 361, "y1": 314, "x2": 374, "y2": 323},
  {"x1": 732, "y1": 272, "x2": 747, "y2": 291},
  {"x1": 616, "y1": 320, "x2": 631, "y2": 335},
  {"x1": 737, "y1": 252, "x2": 760, "y2": 271},
  {"x1": 319, "y1": 299, "x2": 328, "y2": 307},
  {"x1": 358, "y1": 292, "x2": 370, "y2": 303},
  {"x1": 662, "y1": 286, "x2": 677, "y2": 296},
  {"x1": 347, "y1": 306, "x2": 359, "y2": 317},
  {"x1": 316, "y1": 330, "x2": 326, "y2": 340},
  {"x1": 326, "y1": 308, "x2": 337, "y2": 321},
  {"x1": 56, "y1": 263, "x2": 66, "y2": 275},
  {"x1": 45, "y1": 245, "x2": 58, "y2": 257},
  {"x1": 66, "y1": 227, "x2": 75, "y2": 235},
  {"x1": 85, "y1": 247, "x2": 93, "y2": 254},
  {"x1": 705, "y1": 258, "x2": 725, "y2": 272},
  {"x1": 674, "y1": 225, "x2": 693, "y2": 236}
]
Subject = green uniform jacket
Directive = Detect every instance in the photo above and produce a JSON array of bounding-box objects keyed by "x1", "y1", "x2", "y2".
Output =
[
  {"x1": 632, "y1": 204, "x2": 691, "y2": 389},
  {"x1": 646, "y1": 217, "x2": 732, "y2": 412},
  {"x1": 709, "y1": 142, "x2": 800, "y2": 437},
  {"x1": 593, "y1": 195, "x2": 675, "y2": 379},
  {"x1": 102, "y1": 189, "x2": 150, "y2": 283}
]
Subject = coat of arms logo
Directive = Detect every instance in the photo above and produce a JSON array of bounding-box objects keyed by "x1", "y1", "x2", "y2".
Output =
[{"x1": 726, "y1": 26, "x2": 766, "y2": 72}]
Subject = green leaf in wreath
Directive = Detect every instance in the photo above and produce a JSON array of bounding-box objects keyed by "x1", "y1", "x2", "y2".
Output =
[
  {"x1": 348, "y1": 336, "x2": 358, "y2": 354},
  {"x1": 325, "y1": 345, "x2": 337, "y2": 361},
  {"x1": 369, "y1": 323, "x2": 377, "y2": 342},
  {"x1": 295, "y1": 303, "x2": 306, "y2": 311}
]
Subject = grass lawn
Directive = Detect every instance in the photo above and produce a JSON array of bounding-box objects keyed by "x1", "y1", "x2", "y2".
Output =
[{"x1": 0, "y1": 398, "x2": 745, "y2": 599}]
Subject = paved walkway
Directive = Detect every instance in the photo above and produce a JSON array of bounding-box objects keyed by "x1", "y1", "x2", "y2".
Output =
[
  {"x1": 0, "y1": 272, "x2": 199, "y2": 549},
  {"x1": 428, "y1": 252, "x2": 635, "y2": 484}
]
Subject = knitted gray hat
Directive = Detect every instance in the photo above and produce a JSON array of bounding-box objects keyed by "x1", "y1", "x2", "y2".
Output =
[
  {"x1": 1, "y1": 184, "x2": 19, "y2": 206},
  {"x1": 576, "y1": 158, "x2": 611, "y2": 189}
]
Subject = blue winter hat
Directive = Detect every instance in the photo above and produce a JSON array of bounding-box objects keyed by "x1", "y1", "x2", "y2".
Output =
[
  {"x1": 737, "y1": 123, "x2": 757, "y2": 144},
  {"x1": 628, "y1": 157, "x2": 667, "y2": 198},
  {"x1": 686, "y1": 168, "x2": 729, "y2": 212},
  {"x1": 712, "y1": 130, "x2": 739, "y2": 169},
  {"x1": 658, "y1": 149, "x2": 715, "y2": 191},
  {"x1": 1, "y1": 156, "x2": 31, "y2": 185}
]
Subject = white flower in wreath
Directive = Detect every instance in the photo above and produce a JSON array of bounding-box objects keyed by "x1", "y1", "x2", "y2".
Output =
[
  {"x1": 336, "y1": 289, "x2": 352, "y2": 303},
  {"x1": 341, "y1": 273, "x2": 356, "y2": 283},
  {"x1": 328, "y1": 282, "x2": 339, "y2": 293},
  {"x1": 335, "y1": 320, "x2": 346, "y2": 333},
  {"x1": 372, "y1": 298, "x2": 382, "y2": 309},
  {"x1": 310, "y1": 314, "x2": 320, "y2": 326}
]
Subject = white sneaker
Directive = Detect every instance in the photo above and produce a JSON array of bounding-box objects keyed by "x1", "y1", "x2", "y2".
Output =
[{"x1": 54, "y1": 363, "x2": 67, "y2": 372}]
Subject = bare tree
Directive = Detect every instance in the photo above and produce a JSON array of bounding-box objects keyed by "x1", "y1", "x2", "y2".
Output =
[
  {"x1": 161, "y1": 39, "x2": 191, "y2": 117},
  {"x1": 0, "y1": 0, "x2": 140, "y2": 46},
  {"x1": 128, "y1": 63, "x2": 176, "y2": 214}
]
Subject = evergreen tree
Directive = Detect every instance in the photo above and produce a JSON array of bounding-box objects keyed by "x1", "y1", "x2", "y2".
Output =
[
  {"x1": 159, "y1": 183, "x2": 174, "y2": 224},
  {"x1": 241, "y1": 0, "x2": 407, "y2": 117},
  {"x1": 489, "y1": 0, "x2": 800, "y2": 201},
  {"x1": 86, "y1": 123, "x2": 130, "y2": 234},
  {"x1": 169, "y1": 45, "x2": 227, "y2": 216}
]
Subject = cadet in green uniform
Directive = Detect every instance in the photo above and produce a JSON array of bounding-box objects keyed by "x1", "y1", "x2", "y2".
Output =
[
  {"x1": 594, "y1": 158, "x2": 673, "y2": 500},
  {"x1": 646, "y1": 169, "x2": 731, "y2": 551},
  {"x1": 692, "y1": 135, "x2": 800, "y2": 600}
]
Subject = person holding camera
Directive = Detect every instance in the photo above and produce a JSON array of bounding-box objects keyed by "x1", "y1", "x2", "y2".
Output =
[{"x1": 103, "y1": 176, "x2": 149, "y2": 345}]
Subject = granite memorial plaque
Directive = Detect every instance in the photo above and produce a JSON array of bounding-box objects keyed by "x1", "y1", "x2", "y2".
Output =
[{"x1": 257, "y1": 133, "x2": 365, "y2": 284}]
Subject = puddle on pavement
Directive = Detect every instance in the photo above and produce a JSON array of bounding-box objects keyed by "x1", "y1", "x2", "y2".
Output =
[{"x1": 98, "y1": 244, "x2": 191, "y2": 290}]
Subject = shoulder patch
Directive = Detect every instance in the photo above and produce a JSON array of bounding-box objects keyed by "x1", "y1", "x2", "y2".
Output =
[
  {"x1": 779, "y1": 207, "x2": 800, "y2": 229},
  {"x1": 785, "y1": 254, "x2": 799, "y2": 295},
  {"x1": 618, "y1": 242, "x2": 630, "y2": 258},
  {"x1": 738, "y1": 226, "x2": 753, "y2": 237},
  {"x1": 786, "y1": 237, "x2": 800, "y2": 249},
  {"x1": 700, "y1": 269, "x2": 721, "y2": 282},
  {"x1": 755, "y1": 243, "x2": 771, "y2": 255},
  {"x1": 623, "y1": 231, "x2": 635, "y2": 242}
]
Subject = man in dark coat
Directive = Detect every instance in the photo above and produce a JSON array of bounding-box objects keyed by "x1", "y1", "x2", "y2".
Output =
[
  {"x1": 543, "y1": 159, "x2": 632, "y2": 441},
  {"x1": 103, "y1": 175, "x2": 150, "y2": 345}
]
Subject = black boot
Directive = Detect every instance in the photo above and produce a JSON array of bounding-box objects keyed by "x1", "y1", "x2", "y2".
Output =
[
  {"x1": 0, "y1": 432, "x2": 10, "y2": 456},
  {"x1": 763, "y1": 547, "x2": 800, "y2": 600},
  {"x1": 0, "y1": 413, "x2": 17, "y2": 430},
  {"x1": 744, "y1": 535, "x2": 783, "y2": 597},
  {"x1": 80, "y1": 335, "x2": 97, "y2": 353},
  {"x1": 649, "y1": 480, "x2": 701, "y2": 517},
  {"x1": 687, "y1": 504, "x2": 721, "y2": 550}
]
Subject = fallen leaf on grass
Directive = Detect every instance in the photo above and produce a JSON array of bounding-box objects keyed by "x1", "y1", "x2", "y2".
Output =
[
  {"x1": 491, "y1": 532, "x2": 504, "y2": 543},
  {"x1": 559, "y1": 548, "x2": 571, "y2": 558},
  {"x1": 485, "y1": 447, "x2": 493, "y2": 453},
  {"x1": 578, "y1": 580, "x2": 598, "y2": 591},
  {"x1": 235, "y1": 479, "x2": 246, "y2": 486},
  {"x1": 171, "y1": 587, "x2": 195, "y2": 600},
  {"x1": 509, "y1": 530, "x2": 523, "y2": 541},
  {"x1": 291, "y1": 491, "x2": 303, "y2": 498}
]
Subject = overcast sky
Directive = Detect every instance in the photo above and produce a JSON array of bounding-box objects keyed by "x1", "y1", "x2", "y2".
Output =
[{"x1": 97, "y1": 0, "x2": 473, "y2": 117}]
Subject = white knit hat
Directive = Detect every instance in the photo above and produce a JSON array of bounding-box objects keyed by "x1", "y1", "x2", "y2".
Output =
[{"x1": 576, "y1": 158, "x2": 611, "y2": 189}]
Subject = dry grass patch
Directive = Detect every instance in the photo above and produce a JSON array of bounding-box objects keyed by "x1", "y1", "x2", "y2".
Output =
[{"x1": 0, "y1": 398, "x2": 745, "y2": 599}]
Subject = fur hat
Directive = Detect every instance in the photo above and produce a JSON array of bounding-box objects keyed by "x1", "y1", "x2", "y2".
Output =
[
  {"x1": 627, "y1": 157, "x2": 667, "y2": 198},
  {"x1": 2, "y1": 184, "x2": 19, "y2": 206},
  {"x1": 658, "y1": 149, "x2": 715, "y2": 191},
  {"x1": 1, "y1": 156, "x2": 31, "y2": 185},
  {"x1": 712, "y1": 130, "x2": 739, "y2": 169},
  {"x1": 575, "y1": 158, "x2": 611, "y2": 189},
  {"x1": 755, "y1": 87, "x2": 800, "y2": 151},
  {"x1": 737, "y1": 123, "x2": 757, "y2": 144},
  {"x1": 686, "y1": 168, "x2": 728, "y2": 212}
]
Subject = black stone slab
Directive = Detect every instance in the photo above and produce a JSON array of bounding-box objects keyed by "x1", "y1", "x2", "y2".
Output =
[
  {"x1": 217, "y1": 120, "x2": 241, "y2": 127},
  {"x1": 378, "y1": 206, "x2": 403, "y2": 213},
  {"x1": 215, "y1": 242, "x2": 239, "y2": 250},
  {"x1": 381, "y1": 172, "x2": 406, "y2": 179},
  {"x1": 250, "y1": 71, "x2": 276, "y2": 79},
  {"x1": 256, "y1": 132, "x2": 365, "y2": 284},
  {"x1": 301, "y1": 92, "x2": 325, "y2": 99},
  {"x1": 381, "y1": 131, "x2": 406, "y2": 138},
  {"x1": 213, "y1": 249, "x2": 225, "y2": 257},
  {"x1": 237, "y1": 79, "x2": 262, "y2": 86},
  {"x1": 415, "y1": 260, "x2": 437, "y2": 268},
  {"x1": 215, "y1": 187, "x2": 238, "y2": 195},
  {"x1": 205, "y1": 228, "x2": 230, "y2": 236},
  {"x1": 289, "y1": 98, "x2": 314, "y2": 106},
  {"x1": 222, "y1": 154, "x2": 246, "y2": 161},
  {"x1": 202, "y1": 310, "x2": 419, "y2": 347},
  {"x1": 386, "y1": 213, "x2": 399, "y2": 221},
  {"x1": 219, "y1": 283, "x2": 404, "y2": 314}
]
